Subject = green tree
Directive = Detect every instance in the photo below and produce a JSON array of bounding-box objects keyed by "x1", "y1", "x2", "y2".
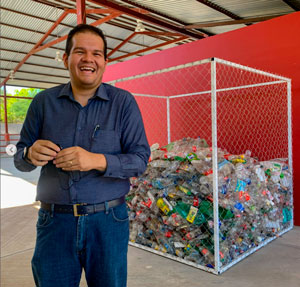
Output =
[{"x1": 0, "y1": 88, "x2": 42, "y2": 123}]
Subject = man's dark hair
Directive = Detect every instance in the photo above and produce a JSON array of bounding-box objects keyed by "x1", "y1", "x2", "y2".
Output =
[{"x1": 65, "y1": 24, "x2": 107, "y2": 60}]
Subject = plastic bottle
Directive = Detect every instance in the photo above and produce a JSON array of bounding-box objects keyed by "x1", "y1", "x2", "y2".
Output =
[{"x1": 199, "y1": 246, "x2": 215, "y2": 265}]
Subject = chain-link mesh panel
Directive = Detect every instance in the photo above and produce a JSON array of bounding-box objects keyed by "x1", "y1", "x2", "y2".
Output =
[
  {"x1": 216, "y1": 61, "x2": 280, "y2": 90},
  {"x1": 215, "y1": 60, "x2": 291, "y2": 271},
  {"x1": 135, "y1": 96, "x2": 168, "y2": 147},
  {"x1": 116, "y1": 77, "x2": 168, "y2": 147},
  {"x1": 116, "y1": 62, "x2": 211, "y2": 97},
  {"x1": 215, "y1": 61, "x2": 289, "y2": 161},
  {"x1": 169, "y1": 93, "x2": 212, "y2": 144},
  {"x1": 115, "y1": 58, "x2": 292, "y2": 274},
  {"x1": 216, "y1": 84, "x2": 288, "y2": 161}
]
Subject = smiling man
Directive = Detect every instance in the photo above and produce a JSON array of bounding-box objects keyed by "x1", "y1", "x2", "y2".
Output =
[{"x1": 14, "y1": 24, "x2": 150, "y2": 287}]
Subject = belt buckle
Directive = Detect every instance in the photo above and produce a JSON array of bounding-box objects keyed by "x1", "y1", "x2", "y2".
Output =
[{"x1": 73, "y1": 203, "x2": 87, "y2": 217}]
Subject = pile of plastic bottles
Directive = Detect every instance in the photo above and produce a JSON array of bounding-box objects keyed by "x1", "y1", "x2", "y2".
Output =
[{"x1": 127, "y1": 137, "x2": 293, "y2": 268}]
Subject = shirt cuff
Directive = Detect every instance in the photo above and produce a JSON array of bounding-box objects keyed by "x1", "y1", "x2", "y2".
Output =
[
  {"x1": 22, "y1": 153, "x2": 36, "y2": 168},
  {"x1": 103, "y1": 154, "x2": 122, "y2": 178},
  {"x1": 14, "y1": 148, "x2": 37, "y2": 172}
]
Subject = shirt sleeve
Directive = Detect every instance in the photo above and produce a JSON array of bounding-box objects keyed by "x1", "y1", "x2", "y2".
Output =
[
  {"x1": 14, "y1": 95, "x2": 42, "y2": 172},
  {"x1": 103, "y1": 94, "x2": 150, "y2": 179}
]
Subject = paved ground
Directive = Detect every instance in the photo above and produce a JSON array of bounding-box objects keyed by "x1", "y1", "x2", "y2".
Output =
[{"x1": 1, "y1": 157, "x2": 300, "y2": 287}]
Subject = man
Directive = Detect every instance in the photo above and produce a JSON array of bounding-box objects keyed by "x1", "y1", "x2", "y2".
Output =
[{"x1": 14, "y1": 24, "x2": 150, "y2": 287}]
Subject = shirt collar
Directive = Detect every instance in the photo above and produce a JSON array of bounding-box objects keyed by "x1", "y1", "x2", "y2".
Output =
[
  {"x1": 57, "y1": 82, "x2": 109, "y2": 101},
  {"x1": 93, "y1": 84, "x2": 109, "y2": 101}
]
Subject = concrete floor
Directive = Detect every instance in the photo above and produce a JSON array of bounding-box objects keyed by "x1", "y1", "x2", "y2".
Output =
[{"x1": 1, "y1": 157, "x2": 300, "y2": 287}]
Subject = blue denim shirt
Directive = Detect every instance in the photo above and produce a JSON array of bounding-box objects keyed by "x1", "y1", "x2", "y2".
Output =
[{"x1": 14, "y1": 83, "x2": 150, "y2": 204}]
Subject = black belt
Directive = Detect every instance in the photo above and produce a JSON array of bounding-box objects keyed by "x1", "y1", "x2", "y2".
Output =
[{"x1": 40, "y1": 197, "x2": 125, "y2": 217}]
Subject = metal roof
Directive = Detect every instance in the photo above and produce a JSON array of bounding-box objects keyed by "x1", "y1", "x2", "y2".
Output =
[{"x1": 1, "y1": 0, "x2": 299, "y2": 89}]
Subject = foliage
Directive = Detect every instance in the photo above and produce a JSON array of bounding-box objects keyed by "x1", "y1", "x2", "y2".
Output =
[{"x1": 0, "y1": 88, "x2": 42, "y2": 123}]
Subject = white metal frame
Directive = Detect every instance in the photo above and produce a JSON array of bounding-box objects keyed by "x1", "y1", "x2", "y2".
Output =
[
  {"x1": 213, "y1": 58, "x2": 293, "y2": 273},
  {"x1": 109, "y1": 58, "x2": 293, "y2": 274}
]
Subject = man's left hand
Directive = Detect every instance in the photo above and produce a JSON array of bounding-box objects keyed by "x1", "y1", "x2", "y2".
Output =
[{"x1": 53, "y1": 146, "x2": 107, "y2": 172}]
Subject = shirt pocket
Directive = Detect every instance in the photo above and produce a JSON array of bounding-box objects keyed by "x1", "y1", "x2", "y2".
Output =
[{"x1": 90, "y1": 129, "x2": 121, "y2": 154}]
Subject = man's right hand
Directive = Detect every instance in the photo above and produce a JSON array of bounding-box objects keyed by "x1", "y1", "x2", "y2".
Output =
[{"x1": 27, "y1": 140, "x2": 61, "y2": 166}]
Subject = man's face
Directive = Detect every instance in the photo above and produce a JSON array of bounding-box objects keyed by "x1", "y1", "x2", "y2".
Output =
[{"x1": 63, "y1": 32, "x2": 107, "y2": 91}]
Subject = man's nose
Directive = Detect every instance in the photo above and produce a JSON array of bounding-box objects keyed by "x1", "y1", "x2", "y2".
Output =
[{"x1": 82, "y1": 52, "x2": 93, "y2": 62}]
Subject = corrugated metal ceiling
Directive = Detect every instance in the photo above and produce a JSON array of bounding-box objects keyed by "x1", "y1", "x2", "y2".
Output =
[{"x1": 1, "y1": 0, "x2": 299, "y2": 89}]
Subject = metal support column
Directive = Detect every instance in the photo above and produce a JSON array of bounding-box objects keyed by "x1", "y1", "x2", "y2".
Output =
[
  {"x1": 77, "y1": 0, "x2": 87, "y2": 24},
  {"x1": 3, "y1": 85, "x2": 10, "y2": 142}
]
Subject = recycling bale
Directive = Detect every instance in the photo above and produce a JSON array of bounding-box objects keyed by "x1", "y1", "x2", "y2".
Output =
[{"x1": 126, "y1": 137, "x2": 293, "y2": 269}]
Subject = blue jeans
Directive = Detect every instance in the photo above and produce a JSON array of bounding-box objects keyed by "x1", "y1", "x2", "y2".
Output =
[{"x1": 32, "y1": 202, "x2": 129, "y2": 287}]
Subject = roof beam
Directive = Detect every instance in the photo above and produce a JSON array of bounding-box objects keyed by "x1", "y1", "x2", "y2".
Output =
[
  {"x1": 1, "y1": 59, "x2": 67, "y2": 71},
  {"x1": 1, "y1": 7, "x2": 73, "y2": 28},
  {"x1": 1, "y1": 9, "x2": 73, "y2": 87},
  {"x1": 90, "y1": 11, "x2": 122, "y2": 26},
  {"x1": 32, "y1": 11, "x2": 122, "y2": 54},
  {"x1": 0, "y1": 22, "x2": 58, "y2": 38},
  {"x1": 1, "y1": 7, "x2": 125, "y2": 87},
  {"x1": 108, "y1": 32, "x2": 136, "y2": 58},
  {"x1": 1, "y1": 22, "x2": 151, "y2": 51},
  {"x1": 1, "y1": 6, "x2": 144, "y2": 38},
  {"x1": 1, "y1": 48, "x2": 56, "y2": 60},
  {"x1": 1, "y1": 68, "x2": 70, "y2": 79},
  {"x1": 1, "y1": 36, "x2": 64, "y2": 51},
  {"x1": 89, "y1": 0, "x2": 206, "y2": 39},
  {"x1": 107, "y1": 31, "x2": 183, "y2": 58},
  {"x1": 1, "y1": 43, "x2": 143, "y2": 61},
  {"x1": 185, "y1": 14, "x2": 288, "y2": 28},
  {"x1": 31, "y1": 1, "x2": 170, "y2": 40},
  {"x1": 1, "y1": 0, "x2": 197, "y2": 87},
  {"x1": 196, "y1": 0, "x2": 242, "y2": 20},
  {"x1": 281, "y1": 0, "x2": 300, "y2": 11},
  {"x1": 109, "y1": 36, "x2": 187, "y2": 62},
  {"x1": 77, "y1": 0, "x2": 86, "y2": 24}
]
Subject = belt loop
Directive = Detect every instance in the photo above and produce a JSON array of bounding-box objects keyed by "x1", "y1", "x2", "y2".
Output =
[
  {"x1": 50, "y1": 204, "x2": 55, "y2": 217},
  {"x1": 105, "y1": 201, "x2": 109, "y2": 214}
]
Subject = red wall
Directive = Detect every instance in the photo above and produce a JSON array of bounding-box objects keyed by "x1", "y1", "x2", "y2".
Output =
[{"x1": 103, "y1": 12, "x2": 300, "y2": 225}]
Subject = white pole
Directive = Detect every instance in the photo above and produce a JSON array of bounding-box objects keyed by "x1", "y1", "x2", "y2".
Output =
[
  {"x1": 211, "y1": 58, "x2": 220, "y2": 273},
  {"x1": 287, "y1": 80, "x2": 294, "y2": 226},
  {"x1": 167, "y1": 97, "x2": 171, "y2": 144}
]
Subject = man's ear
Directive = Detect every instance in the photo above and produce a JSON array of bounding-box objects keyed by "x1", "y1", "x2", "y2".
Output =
[{"x1": 63, "y1": 53, "x2": 68, "y2": 69}]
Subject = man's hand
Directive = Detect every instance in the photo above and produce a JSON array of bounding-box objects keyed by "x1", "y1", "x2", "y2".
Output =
[
  {"x1": 27, "y1": 140, "x2": 61, "y2": 166},
  {"x1": 53, "y1": 146, "x2": 107, "y2": 172}
]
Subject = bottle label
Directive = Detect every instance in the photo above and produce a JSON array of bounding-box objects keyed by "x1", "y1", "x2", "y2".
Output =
[{"x1": 186, "y1": 206, "x2": 198, "y2": 223}]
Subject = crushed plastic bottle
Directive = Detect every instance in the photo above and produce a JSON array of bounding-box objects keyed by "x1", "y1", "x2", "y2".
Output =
[{"x1": 127, "y1": 137, "x2": 293, "y2": 269}]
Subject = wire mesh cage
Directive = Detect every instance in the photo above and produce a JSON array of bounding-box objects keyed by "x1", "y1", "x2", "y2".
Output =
[{"x1": 110, "y1": 58, "x2": 293, "y2": 274}]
